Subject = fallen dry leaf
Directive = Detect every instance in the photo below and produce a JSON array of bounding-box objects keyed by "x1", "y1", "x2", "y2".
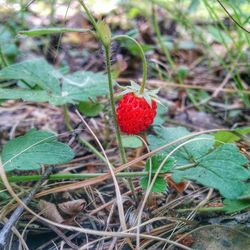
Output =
[
  {"x1": 58, "y1": 199, "x2": 86, "y2": 216},
  {"x1": 39, "y1": 200, "x2": 64, "y2": 223},
  {"x1": 165, "y1": 174, "x2": 187, "y2": 193}
]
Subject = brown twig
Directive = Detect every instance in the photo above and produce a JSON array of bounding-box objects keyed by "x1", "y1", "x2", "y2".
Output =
[
  {"x1": 117, "y1": 78, "x2": 250, "y2": 95},
  {"x1": 0, "y1": 166, "x2": 53, "y2": 250},
  {"x1": 38, "y1": 220, "x2": 78, "y2": 249}
]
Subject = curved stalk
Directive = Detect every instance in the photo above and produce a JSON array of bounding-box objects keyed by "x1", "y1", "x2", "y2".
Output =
[{"x1": 112, "y1": 35, "x2": 148, "y2": 93}]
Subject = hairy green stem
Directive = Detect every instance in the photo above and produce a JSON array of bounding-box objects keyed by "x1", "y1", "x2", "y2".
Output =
[
  {"x1": 103, "y1": 45, "x2": 127, "y2": 164},
  {"x1": 104, "y1": 41, "x2": 137, "y2": 202},
  {"x1": 7, "y1": 171, "x2": 159, "y2": 183},
  {"x1": 112, "y1": 35, "x2": 148, "y2": 93},
  {"x1": 78, "y1": 0, "x2": 137, "y2": 201}
]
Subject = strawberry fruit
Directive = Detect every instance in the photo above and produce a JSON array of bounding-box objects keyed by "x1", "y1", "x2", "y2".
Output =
[{"x1": 116, "y1": 93, "x2": 157, "y2": 134}]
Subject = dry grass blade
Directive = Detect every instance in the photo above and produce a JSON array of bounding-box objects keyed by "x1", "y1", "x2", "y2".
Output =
[
  {"x1": 74, "y1": 110, "x2": 128, "y2": 234},
  {"x1": 136, "y1": 137, "x2": 215, "y2": 249},
  {"x1": 0, "y1": 159, "x2": 192, "y2": 250},
  {"x1": 35, "y1": 129, "x2": 224, "y2": 197},
  {"x1": 74, "y1": 110, "x2": 136, "y2": 250},
  {"x1": 117, "y1": 78, "x2": 250, "y2": 95}
]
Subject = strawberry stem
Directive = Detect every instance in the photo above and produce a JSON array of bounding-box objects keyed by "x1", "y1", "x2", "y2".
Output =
[
  {"x1": 104, "y1": 45, "x2": 127, "y2": 164},
  {"x1": 112, "y1": 35, "x2": 147, "y2": 94},
  {"x1": 79, "y1": 1, "x2": 138, "y2": 202}
]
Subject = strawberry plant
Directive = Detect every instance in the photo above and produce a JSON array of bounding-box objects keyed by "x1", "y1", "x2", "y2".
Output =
[
  {"x1": 0, "y1": 0, "x2": 248, "y2": 205},
  {"x1": 0, "y1": 0, "x2": 249, "y2": 249}
]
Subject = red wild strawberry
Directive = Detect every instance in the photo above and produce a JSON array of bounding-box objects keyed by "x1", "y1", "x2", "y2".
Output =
[{"x1": 116, "y1": 93, "x2": 157, "y2": 134}]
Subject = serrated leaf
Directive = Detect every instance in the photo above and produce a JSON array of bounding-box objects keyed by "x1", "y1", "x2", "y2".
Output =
[
  {"x1": 172, "y1": 144, "x2": 249, "y2": 199},
  {"x1": 223, "y1": 183, "x2": 250, "y2": 213},
  {"x1": 78, "y1": 101, "x2": 104, "y2": 117},
  {"x1": 121, "y1": 135, "x2": 143, "y2": 148},
  {"x1": 0, "y1": 58, "x2": 60, "y2": 94},
  {"x1": 148, "y1": 126, "x2": 249, "y2": 199},
  {"x1": 0, "y1": 88, "x2": 53, "y2": 102},
  {"x1": 153, "y1": 104, "x2": 168, "y2": 126},
  {"x1": 2, "y1": 129, "x2": 74, "y2": 171},
  {"x1": 61, "y1": 71, "x2": 111, "y2": 102},
  {"x1": 0, "y1": 59, "x2": 112, "y2": 106},
  {"x1": 140, "y1": 176, "x2": 167, "y2": 193},
  {"x1": 0, "y1": 88, "x2": 67, "y2": 106},
  {"x1": 148, "y1": 126, "x2": 214, "y2": 166},
  {"x1": 146, "y1": 154, "x2": 175, "y2": 173},
  {"x1": 214, "y1": 127, "x2": 250, "y2": 144}
]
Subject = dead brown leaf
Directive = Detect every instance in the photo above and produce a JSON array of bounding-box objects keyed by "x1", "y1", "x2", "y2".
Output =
[
  {"x1": 165, "y1": 174, "x2": 187, "y2": 193},
  {"x1": 39, "y1": 200, "x2": 64, "y2": 223},
  {"x1": 58, "y1": 199, "x2": 85, "y2": 216}
]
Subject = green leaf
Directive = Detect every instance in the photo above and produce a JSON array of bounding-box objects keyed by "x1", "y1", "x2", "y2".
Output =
[
  {"x1": 78, "y1": 101, "x2": 104, "y2": 117},
  {"x1": 153, "y1": 103, "x2": 168, "y2": 126},
  {"x1": 2, "y1": 129, "x2": 74, "y2": 171},
  {"x1": 147, "y1": 127, "x2": 214, "y2": 166},
  {"x1": 0, "y1": 88, "x2": 53, "y2": 103},
  {"x1": 0, "y1": 59, "x2": 60, "y2": 94},
  {"x1": 0, "y1": 59, "x2": 111, "y2": 106},
  {"x1": 172, "y1": 144, "x2": 249, "y2": 199},
  {"x1": 148, "y1": 126, "x2": 249, "y2": 199},
  {"x1": 238, "y1": 183, "x2": 250, "y2": 200},
  {"x1": 224, "y1": 184, "x2": 250, "y2": 213},
  {"x1": 140, "y1": 176, "x2": 167, "y2": 193},
  {"x1": 140, "y1": 154, "x2": 174, "y2": 193},
  {"x1": 146, "y1": 154, "x2": 175, "y2": 173},
  {"x1": 121, "y1": 135, "x2": 143, "y2": 148},
  {"x1": 61, "y1": 71, "x2": 111, "y2": 102},
  {"x1": 214, "y1": 127, "x2": 250, "y2": 144},
  {"x1": 223, "y1": 199, "x2": 250, "y2": 213}
]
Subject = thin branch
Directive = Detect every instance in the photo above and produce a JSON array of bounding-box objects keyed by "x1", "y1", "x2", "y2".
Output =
[{"x1": 0, "y1": 166, "x2": 53, "y2": 249}]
